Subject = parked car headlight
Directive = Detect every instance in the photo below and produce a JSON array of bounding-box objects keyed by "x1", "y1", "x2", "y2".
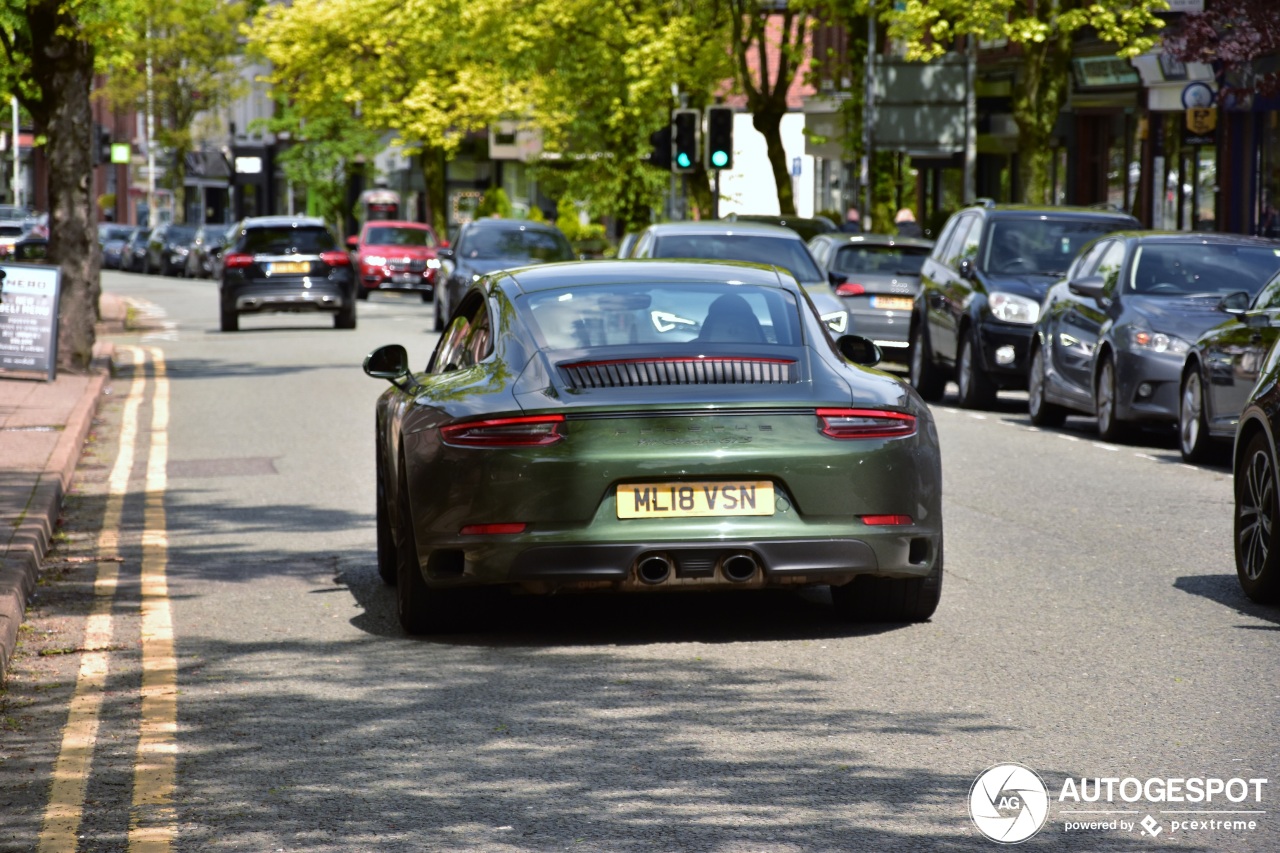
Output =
[
  {"x1": 364, "y1": 255, "x2": 387, "y2": 266},
  {"x1": 427, "y1": 258, "x2": 442, "y2": 269},
  {"x1": 988, "y1": 292, "x2": 1040, "y2": 325},
  {"x1": 821, "y1": 310, "x2": 848, "y2": 334},
  {"x1": 1128, "y1": 327, "x2": 1190, "y2": 355}
]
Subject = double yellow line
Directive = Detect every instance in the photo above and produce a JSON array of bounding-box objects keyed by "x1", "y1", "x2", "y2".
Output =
[{"x1": 38, "y1": 346, "x2": 178, "y2": 853}]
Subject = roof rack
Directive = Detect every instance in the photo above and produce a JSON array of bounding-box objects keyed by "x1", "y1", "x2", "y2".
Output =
[{"x1": 969, "y1": 198, "x2": 997, "y2": 209}]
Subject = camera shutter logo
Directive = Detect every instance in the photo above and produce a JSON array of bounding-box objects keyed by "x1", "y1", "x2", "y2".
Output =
[{"x1": 969, "y1": 763, "x2": 1050, "y2": 843}]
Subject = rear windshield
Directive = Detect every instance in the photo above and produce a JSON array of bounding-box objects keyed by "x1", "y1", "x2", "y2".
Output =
[
  {"x1": 239, "y1": 226, "x2": 336, "y2": 254},
  {"x1": 983, "y1": 218, "x2": 1130, "y2": 276},
  {"x1": 365, "y1": 226, "x2": 435, "y2": 247},
  {"x1": 100, "y1": 226, "x2": 133, "y2": 242},
  {"x1": 523, "y1": 283, "x2": 803, "y2": 350},
  {"x1": 1129, "y1": 243, "x2": 1280, "y2": 295},
  {"x1": 651, "y1": 234, "x2": 824, "y2": 283},
  {"x1": 833, "y1": 244, "x2": 930, "y2": 275},
  {"x1": 459, "y1": 227, "x2": 573, "y2": 261},
  {"x1": 0, "y1": 225, "x2": 24, "y2": 237}
]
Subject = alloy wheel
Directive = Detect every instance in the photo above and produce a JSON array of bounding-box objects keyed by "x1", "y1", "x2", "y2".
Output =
[
  {"x1": 1097, "y1": 362, "x2": 1115, "y2": 432},
  {"x1": 1180, "y1": 372, "x2": 1204, "y2": 457},
  {"x1": 1239, "y1": 447, "x2": 1274, "y2": 583}
]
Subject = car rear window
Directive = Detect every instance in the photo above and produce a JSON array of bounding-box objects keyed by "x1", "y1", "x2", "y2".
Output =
[
  {"x1": 523, "y1": 283, "x2": 803, "y2": 350},
  {"x1": 0, "y1": 225, "x2": 24, "y2": 238},
  {"x1": 366, "y1": 226, "x2": 435, "y2": 247},
  {"x1": 651, "y1": 234, "x2": 824, "y2": 283},
  {"x1": 833, "y1": 244, "x2": 930, "y2": 275},
  {"x1": 1129, "y1": 243, "x2": 1280, "y2": 295},
  {"x1": 239, "y1": 226, "x2": 336, "y2": 255},
  {"x1": 460, "y1": 227, "x2": 573, "y2": 261}
]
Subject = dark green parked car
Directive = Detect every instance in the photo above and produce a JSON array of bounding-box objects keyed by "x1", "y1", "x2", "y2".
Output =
[{"x1": 365, "y1": 260, "x2": 944, "y2": 634}]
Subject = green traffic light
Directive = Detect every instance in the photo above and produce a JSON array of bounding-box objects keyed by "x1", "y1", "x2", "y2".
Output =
[
  {"x1": 711, "y1": 150, "x2": 729, "y2": 168},
  {"x1": 676, "y1": 153, "x2": 692, "y2": 168}
]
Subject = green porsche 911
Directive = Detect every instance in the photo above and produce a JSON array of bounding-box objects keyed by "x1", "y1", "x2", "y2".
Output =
[{"x1": 365, "y1": 260, "x2": 943, "y2": 634}]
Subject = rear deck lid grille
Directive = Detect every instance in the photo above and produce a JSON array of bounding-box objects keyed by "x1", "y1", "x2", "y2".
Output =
[{"x1": 560, "y1": 357, "x2": 797, "y2": 389}]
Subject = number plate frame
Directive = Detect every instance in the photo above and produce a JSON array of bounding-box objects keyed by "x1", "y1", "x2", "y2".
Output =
[
  {"x1": 617, "y1": 481, "x2": 775, "y2": 519},
  {"x1": 269, "y1": 261, "x2": 310, "y2": 275}
]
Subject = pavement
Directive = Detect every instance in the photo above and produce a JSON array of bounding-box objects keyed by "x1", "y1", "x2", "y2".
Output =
[{"x1": 0, "y1": 291, "x2": 124, "y2": 682}]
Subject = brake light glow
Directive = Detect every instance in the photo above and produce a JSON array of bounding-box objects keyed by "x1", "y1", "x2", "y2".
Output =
[
  {"x1": 460, "y1": 523, "x2": 527, "y2": 535},
  {"x1": 223, "y1": 253, "x2": 253, "y2": 269},
  {"x1": 320, "y1": 250, "x2": 350, "y2": 267},
  {"x1": 860, "y1": 514, "x2": 913, "y2": 525},
  {"x1": 835, "y1": 282, "x2": 865, "y2": 296},
  {"x1": 441, "y1": 414, "x2": 566, "y2": 447},
  {"x1": 816, "y1": 408, "x2": 917, "y2": 439}
]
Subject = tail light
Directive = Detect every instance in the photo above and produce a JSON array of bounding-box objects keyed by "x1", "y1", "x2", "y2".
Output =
[
  {"x1": 817, "y1": 408, "x2": 916, "y2": 440},
  {"x1": 441, "y1": 414, "x2": 566, "y2": 447},
  {"x1": 223, "y1": 253, "x2": 253, "y2": 269},
  {"x1": 320, "y1": 250, "x2": 350, "y2": 267},
  {"x1": 861, "y1": 514, "x2": 913, "y2": 525},
  {"x1": 460, "y1": 523, "x2": 527, "y2": 535},
  {"x1": 835, "y1": 282, "x2": 865, "y2": 296}
]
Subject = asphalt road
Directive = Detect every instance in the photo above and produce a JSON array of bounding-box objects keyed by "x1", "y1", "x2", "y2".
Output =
[{"x1": 1, "y1": 268, "x2": 1277, "y2": 852}]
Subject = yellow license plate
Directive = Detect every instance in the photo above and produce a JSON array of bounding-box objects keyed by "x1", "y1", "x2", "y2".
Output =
[
  {"x1": 269, "y1": 261, "x2": 310, "y2": 275},
  {"x1": 873, "y1": 296, "x2": 914, "y2": 311},
  {"x1": 617, "y1": 481, "x2": 775, "y2": 519}
]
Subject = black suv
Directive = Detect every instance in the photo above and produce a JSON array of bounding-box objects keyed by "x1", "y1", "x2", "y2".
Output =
[
  {"x1": 145, "y1": 223, "x2": 200, "y2": 276},
  {"x1": 218, "y1": 216, "x2": 356, "y2": 332},
  {"x1": 909, "y1": 202, "x2": 1138, "y2": 407}
]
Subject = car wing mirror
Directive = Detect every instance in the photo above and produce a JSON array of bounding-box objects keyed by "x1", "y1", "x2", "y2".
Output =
[
  {"x1": 828, "y1": 270, "x2": 848, "y2": 286},
  {"x1": 1068, "y1": 274, "x2": 1106, "y2": 300},
  {"x1": 346, "y1": 236, "x2": 358, "y2": 249},
  {"x1": 1218, "y1": 290, "x2": 1252, "y2": 317},
  {"x1": 436, "y1": 247, "x2": 455, "y2": 261},
  {"x1": 957, "y1": 258, "x2": 976, "y2": 280},
  {"x1": 835, "y1": 334, "x2": 882, "y2": 366},
  {"x1": 363, "y1": 344, "x2": 413, "y2": 389}
]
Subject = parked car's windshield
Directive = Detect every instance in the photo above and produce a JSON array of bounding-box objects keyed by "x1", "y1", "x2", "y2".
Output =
[
  {"x1": 983, "y1": 218, "x2": 1129, "y2": 276},
  {"x1": 366, "y1": 226, "x2": 435, "y2": 248},
  {"x1": 525, "y1": 283, "x2": 803, "y2": 350},
  {"x1": 833, "y1": 244, "x2": 930, "y2": 276},
  {"x1": 1129, "y1": 243, "x2": 1280, "y2": 295},
  {"x1": 240, "y1": 226, "x2": 336, "y2": 254},
  {"x1": 460, "y1": 227, "x2": 573, "y2": 261},
  {"x1": 651, "y1": 234, "x2": 824, "y2": 283},
  {"x1": 163, "y1": 225, "x2": 199, "y2": 242}
]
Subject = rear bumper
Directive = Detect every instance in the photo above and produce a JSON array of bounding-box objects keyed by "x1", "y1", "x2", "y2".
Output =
[{"x1": 225, "y1": 282, "x2": 352, "y2": 313}]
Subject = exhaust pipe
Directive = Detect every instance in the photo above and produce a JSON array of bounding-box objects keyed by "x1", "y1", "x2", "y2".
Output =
[
  {"x1": 637, "y1": 554, "x2": 672, "y2": 585},
  {"x1": 722, "y1": 553, "x2": 758, "y2": 583}
]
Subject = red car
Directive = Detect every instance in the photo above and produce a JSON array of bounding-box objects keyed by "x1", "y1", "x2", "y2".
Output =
[{"x1": 348, "y1": 221, "x2": 443, "y2": 302}]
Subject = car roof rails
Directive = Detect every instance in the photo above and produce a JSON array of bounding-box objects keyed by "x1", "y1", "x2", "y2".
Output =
[{"x1": 969, "y1": 198, "x2": 997, "y2": 209}]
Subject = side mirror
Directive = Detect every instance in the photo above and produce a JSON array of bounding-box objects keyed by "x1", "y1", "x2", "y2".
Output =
[
  {"x1": 957, "y1": 258, "x2": 976, "y2": 280},
  {"x1": 437, "y1": 247, "x2": 455, "y2": 261},
  {"x1": 835, "y1": 334, "x2": 882, "y2": 366},
  {"x1": 346, "y1": 236, "x2": 359, "y2": 249},
  {"x1": 1218, "y1": 290, "x2": 1252, "y2": 317},
  {"x1": 363, "y1": 344, "x2": 410, "y2": 382},
  {"x1": 828, "y1": 270, "x2": 849, "y2": 286},
  {"x1": 1068, "y1": 274, "x2": 1106, "y2": 300}
]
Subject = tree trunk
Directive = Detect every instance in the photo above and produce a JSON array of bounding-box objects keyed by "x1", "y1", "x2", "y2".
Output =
[
  {"x1": 28, "y1": 4, "x2": 99, "y2": 373},
  {"x1": 420, "y1": 146, "x2": 447, "y2": 236},
  {"x1": 754, "y1": 110, "x2": 795, "y2": 215}
]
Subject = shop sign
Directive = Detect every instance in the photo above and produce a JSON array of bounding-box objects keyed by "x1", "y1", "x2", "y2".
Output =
[
  {"x1": 1072, "y1": 56, "x2": 1140, "y2": 89},
  {"x1": 0, "y1": 262, "x2": 61, "y2": 381},
  {"x1": 1182, "y1": 82, "x2": 1217, "y2": 146}
]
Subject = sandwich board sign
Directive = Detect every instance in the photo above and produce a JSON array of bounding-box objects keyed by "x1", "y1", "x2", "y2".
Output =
[{"x1": 0, "y1": 262, "x2": 62, "y2": 381}]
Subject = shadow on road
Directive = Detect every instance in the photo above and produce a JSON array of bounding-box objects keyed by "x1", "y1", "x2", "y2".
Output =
[{"x1": 1173, "y1": 573, "x2": 1280, "y2": 629}]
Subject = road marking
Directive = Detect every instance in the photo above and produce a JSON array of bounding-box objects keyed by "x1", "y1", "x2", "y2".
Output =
[
  {"x1": 129, "y1": 347, "x2": 176, "y2": 852},
  {"x1": 1092, "y1": 442, "x2": 1120, "y2": 451},
  {"x1": 37, "y1": 347, "x2": 146, "y2": 852},
  {"x1": 1058, "y1": 434, "x2": 1079, "y2": 442}
]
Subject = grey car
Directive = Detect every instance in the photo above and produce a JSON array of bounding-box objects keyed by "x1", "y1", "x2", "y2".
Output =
[
  {"x1": 628, "y1": 221, "x2": 852, "y2": 338},
  {"x1": 808, "y1": 232, "x2": 934, "y2": 362}
]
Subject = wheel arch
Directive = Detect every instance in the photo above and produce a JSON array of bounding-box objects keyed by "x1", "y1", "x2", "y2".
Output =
[{"x1": 1234, "y1": 412, "x2": 1275, "y2": 480}]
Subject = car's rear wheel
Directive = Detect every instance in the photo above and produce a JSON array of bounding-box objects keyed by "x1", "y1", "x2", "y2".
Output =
[
  {"x1": 375, "y1": 449, "x2": 397, "y2": 586},
  {"x1": 356, "y1": 287, "x2": 369, "y2": 301},
  {"x1": 219, "y1": 299, "x2": 239, "y2": 333},
  {"x1": 396, "y1": 462, "x2": 472, "y2": 634},
  {"x1": 334, "y1": 301, "x2": 357, "y2": 329},
  {"x1": 908, "y1": 319, "x2": 946, "y2": 402},
  {"x1": 831, "y1": 543, "x2": 943, "y2": 623},
  {"x1": 956, "y1": 329, "x2": 997, "y2": 409},
  {"x1": 1028, "y1": 346, "x2": 1067, "y2": 427},
  {"x1": 1179, "y1": 368, "x2": 1215, "y2": 463},
  {"x1": 1094, "y1": 356, "x2": 1129, "y2": 442},
  {"x1": 1236, "y1": 431, "x2": 1280, "y2": 603}
]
